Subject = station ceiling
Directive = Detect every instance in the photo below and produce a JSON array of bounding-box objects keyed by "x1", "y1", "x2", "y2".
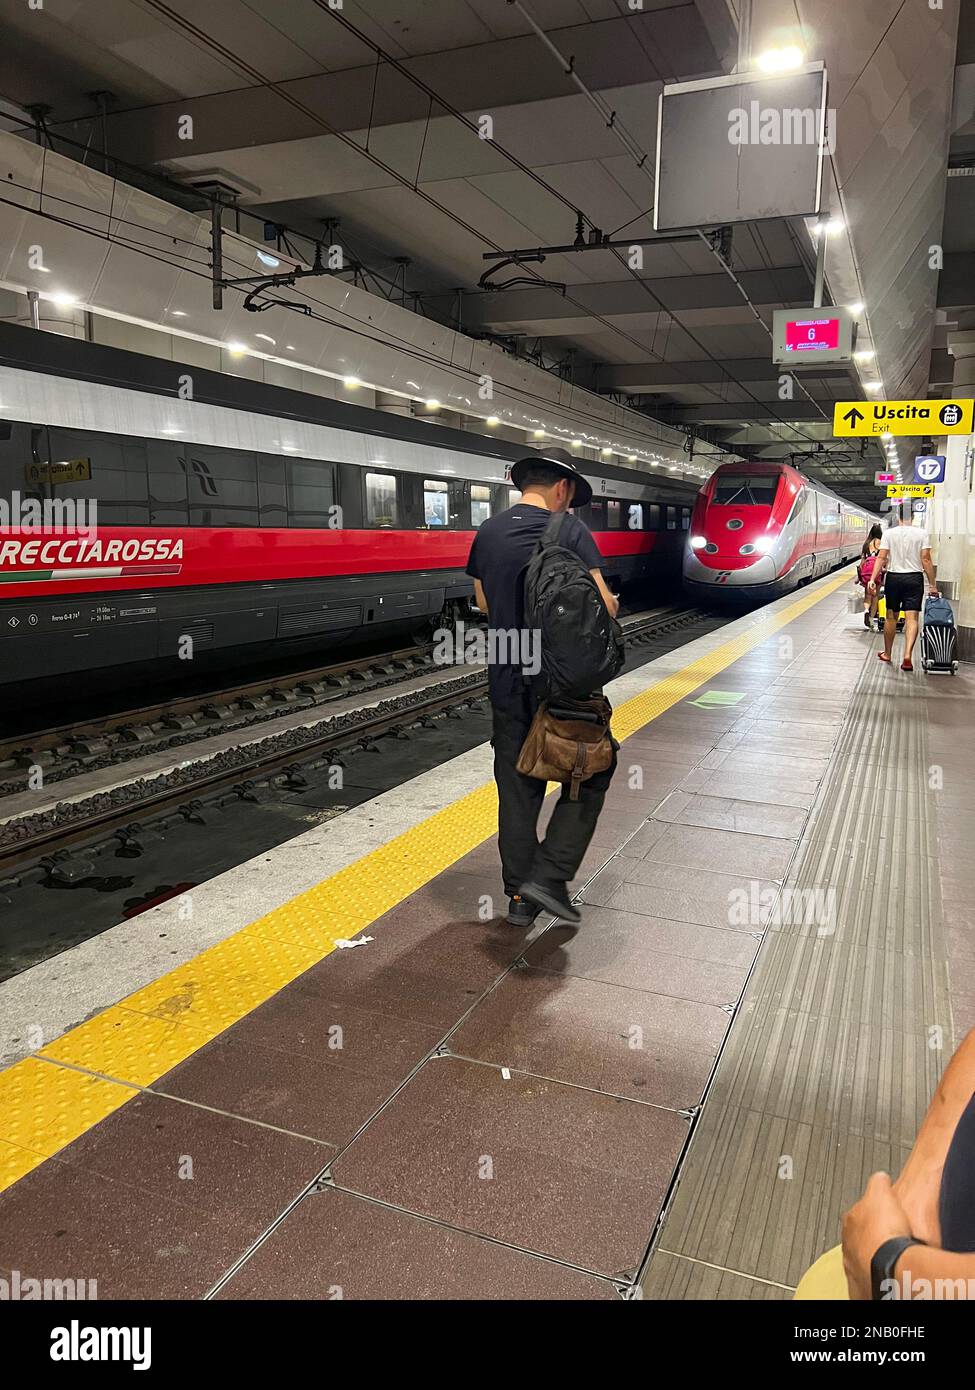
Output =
[{"x1": 0, "y1": 0, "x2": 971, "y2": 509}]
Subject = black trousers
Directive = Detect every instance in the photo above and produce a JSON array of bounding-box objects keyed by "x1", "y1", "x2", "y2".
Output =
[{"x1": 491, "y1": 691, "x2": 618, "y2": 898}]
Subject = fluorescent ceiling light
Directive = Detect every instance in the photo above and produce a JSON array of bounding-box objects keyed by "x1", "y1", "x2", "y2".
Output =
[{"x1": 256, "y1": 251, "x2": 280, "y2": 268}]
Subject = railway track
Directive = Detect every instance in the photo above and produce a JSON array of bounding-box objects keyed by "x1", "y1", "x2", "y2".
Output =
[
  {"x1": 0, "y1": 604, "x2": 712, "y2": 874},
  {"x1": 0, "y1": 643, "x2": 438, "y2": 785}
]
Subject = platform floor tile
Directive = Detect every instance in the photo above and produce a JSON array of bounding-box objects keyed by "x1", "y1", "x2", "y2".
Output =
[
  {"x1": 527, "y1": 908, "x2": 759, "y2": 978},
  {"x1": 447, "y1": 967, "x2": 726, "y2": 1109},
  {"x1": 0, "y1": 1094, "x2": 330, "y2": 1300},
  {"x1": 651, "y1": 789, "x2": 808, "y2": 839},
  {"x1": 330, "y1": 1054, "x2": 688, "y2": 1277},
  {"x1": 152, "y1": 1036, "x2": 401, "y2": 1147},
  {"x1": 215, "y1": 1187, "x2": 619, "y2": 1300},
  {"x1": 0, "y1": 1162, "x2": 249, "y2": 1300}
]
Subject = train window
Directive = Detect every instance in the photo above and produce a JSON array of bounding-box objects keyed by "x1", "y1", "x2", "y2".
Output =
[
  {"x1": 626, "y1": 503, "x2": 644, "y2": 530},
  {"x1": 666, "y1": 506, "x2": 678, "y2": 530},
  {"x1": 148, "y1": 440, "x2": 188, "y2": 524},
  {"x1": 41, "y1": 428, "x2": 151, "y2": 525},
  {"x1": 681, "y1": 507, "x2": 691, "y2": 530},
  {"x1": 287, "y1": 458, "x2": 335, "y2": 528},
  {"x1": 646, "y1": 503, "x2": 661, "y2": 530},
  {"x1": 606, "y1": 499, "x2": 621, "y2": 529},
  {"x1": 785, "y1": 488, "x2": 806, "y2": 525},
  {"x1": 0, "y1": 423, "x2": 35, "y2": 514},
  {"x1": 471, "y1": 484, "x2": 492, "y2": 527},
  {"x1": 490, "y1": 483, "x2": 509, "y2": 515},
  {"x1": 589, "y1": 499, "x2": 605, "y2": 530},
  {"x1": 423, "y1": 479, "x2": 449, "y2": 527},
  {"x1": 422, "y1": 478, "x2": 466, "y2": 527},
  {"x1": 184, "y1": 446, "x2": 259, "y2": 527},
  {"x1": 366, "y1": 471, "x2": 398, "y2": 527},
  {"x1": 712, "y1": 473, "x2": 778, "y2": 506},
  {"x1": 257, "y1": 456, "x2": 287, "y2": 527},
  {"x1": 508, "y1": 488, "x2": 520, "y2": 508}
]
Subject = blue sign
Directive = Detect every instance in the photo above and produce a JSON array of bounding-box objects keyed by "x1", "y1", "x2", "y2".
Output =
[
  {"x1": 913, "y1": 500, "x2": 928, "y2": 515},
  {"x1": 914, "y1": 454, "x2": 946, "y2": 484}
]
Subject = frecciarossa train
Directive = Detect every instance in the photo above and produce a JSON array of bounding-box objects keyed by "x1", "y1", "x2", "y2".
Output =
[
  {"x1": 0, "y1": 325, "x2": 698, "y2": 691},
  {"x1": 682, "y1": 461, "x2": 877, "y2": 603}
]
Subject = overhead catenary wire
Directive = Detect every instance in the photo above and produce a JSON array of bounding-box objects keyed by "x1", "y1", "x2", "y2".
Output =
[
  {"x1": 317, "y1": 0, "x2": 826, "y2": 447},
  {"x1": 30, "y1": 0, "x2": 809, "y2": 457},
  {"x1": 0, "y1": 187, "x2": 733, "y2": 459}
]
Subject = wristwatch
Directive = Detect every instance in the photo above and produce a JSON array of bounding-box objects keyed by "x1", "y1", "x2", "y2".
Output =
[{"x1": 870, "y1": 1236, "x2": 926, "y2": 1300}]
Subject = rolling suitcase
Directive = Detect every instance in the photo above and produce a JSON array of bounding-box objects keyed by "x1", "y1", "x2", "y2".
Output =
[{"x1": 921, "y1": 594, "x2": 958, "y2": 675}]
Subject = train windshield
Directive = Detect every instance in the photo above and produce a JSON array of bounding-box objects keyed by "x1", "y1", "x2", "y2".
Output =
[{"x1": 712, "y1": 474, "x2": 779, "y2": 506}]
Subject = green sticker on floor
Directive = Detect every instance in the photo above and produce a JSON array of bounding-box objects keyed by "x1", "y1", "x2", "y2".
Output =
[{"x1": 688, "y1": 689, "x2": 747, "y2": 709}]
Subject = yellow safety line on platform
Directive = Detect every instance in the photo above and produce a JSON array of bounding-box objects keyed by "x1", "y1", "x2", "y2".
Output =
[{"x1": 0, "y1": 572, "x2": 851, "y2": 1194}]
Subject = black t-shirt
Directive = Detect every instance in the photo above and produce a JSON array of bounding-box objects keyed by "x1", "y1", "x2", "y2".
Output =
[{"x1": 465, "y1": 504, "x2": 602, "y2": 711}]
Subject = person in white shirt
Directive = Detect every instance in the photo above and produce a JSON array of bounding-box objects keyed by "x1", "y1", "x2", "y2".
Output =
[{"x1": 868, "y1": 503, "x2": 939, "y2": 671}]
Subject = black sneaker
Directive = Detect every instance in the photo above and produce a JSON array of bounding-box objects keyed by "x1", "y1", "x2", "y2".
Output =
[
  {"x1": 506, "y1": 894, "x2": 540, "y2": 928},
  {"x1": 519, "y1": 881, "x2": 582, "y2": 925}
]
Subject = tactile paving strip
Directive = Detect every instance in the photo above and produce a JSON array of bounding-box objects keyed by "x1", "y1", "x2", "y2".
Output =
[{"x1": 0, "y1": 571, "x2": 852, "y2": 1195}]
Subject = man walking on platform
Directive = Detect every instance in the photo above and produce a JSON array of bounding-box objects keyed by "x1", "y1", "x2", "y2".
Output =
[
  {"x1": 465, "y1": 449, "x2": 619, "y2": 928},
  {"x1": 868, "y1": 502, "x2": 939, "y2": 672}
]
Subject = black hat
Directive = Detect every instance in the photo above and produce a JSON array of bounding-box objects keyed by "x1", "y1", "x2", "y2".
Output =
[{"x1": 510, "y1": 447, "x2": 593, "y2": 507}]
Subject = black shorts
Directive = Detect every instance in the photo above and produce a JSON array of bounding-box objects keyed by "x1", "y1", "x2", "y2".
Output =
[{"x1": 883, "y1": 571, "x2": 924, "y2": 613}]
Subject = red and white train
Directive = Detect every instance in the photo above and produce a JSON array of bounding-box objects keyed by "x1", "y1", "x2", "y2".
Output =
[
  {"x1": 0, "y1": 325, "x2": 699, "y2": 692},
  {"x1": 683, "y1": 461, "x2": 877, "y2": 604}
]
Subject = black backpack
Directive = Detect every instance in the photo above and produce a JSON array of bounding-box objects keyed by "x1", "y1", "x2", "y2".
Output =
[{"x1": 523, "y1": 512, "x2": 625, "y2": 698}]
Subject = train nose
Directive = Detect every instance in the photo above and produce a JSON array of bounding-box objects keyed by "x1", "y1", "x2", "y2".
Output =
[{"x1": 683, "y1": 548, "x2": 777, "y2": 586}]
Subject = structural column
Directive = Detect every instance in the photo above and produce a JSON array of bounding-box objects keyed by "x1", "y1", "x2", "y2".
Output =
[{"x1": 935, "y1": 327, "x2": 975, "y2": 659}]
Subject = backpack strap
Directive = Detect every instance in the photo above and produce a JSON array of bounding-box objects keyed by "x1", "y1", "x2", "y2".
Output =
[{"x1": 538, "y1": 510, "x2": 567, "y2": 550}]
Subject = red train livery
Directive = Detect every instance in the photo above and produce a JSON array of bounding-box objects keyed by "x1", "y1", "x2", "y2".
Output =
[
  {"x1": 0, "y1": 329, "x2": 698, "y2": 689},
  {"x1": 683, "y1": 462, "x2": 876, "y2": 603}
]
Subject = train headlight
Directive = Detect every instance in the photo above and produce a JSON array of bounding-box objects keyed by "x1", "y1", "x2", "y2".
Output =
[
  {"x1": 689, "y1": 535, "x2": 706, "y2": 550},
  {"x1": 753, "y1": 535, "x2": 775, "y2": 554}
]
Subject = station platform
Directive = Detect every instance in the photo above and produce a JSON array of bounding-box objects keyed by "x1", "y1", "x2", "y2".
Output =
[{"x1": 1, "y1": 566, "x2": 971, "y2": 1301}]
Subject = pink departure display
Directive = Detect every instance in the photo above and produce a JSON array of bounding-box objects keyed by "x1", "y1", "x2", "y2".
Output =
[{"x1": 783, "y1": 316, "x2": 841, "y2": 353}]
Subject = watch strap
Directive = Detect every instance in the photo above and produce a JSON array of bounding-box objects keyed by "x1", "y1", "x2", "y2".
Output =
[{"x1": 870, "y1": 1236, "x2": 925, "y2": 1300}]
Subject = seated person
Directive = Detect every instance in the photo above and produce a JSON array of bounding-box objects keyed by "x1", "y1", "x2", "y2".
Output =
[{"x1": 798, "y1": 1028, "x2": 975, "y2": 1299}]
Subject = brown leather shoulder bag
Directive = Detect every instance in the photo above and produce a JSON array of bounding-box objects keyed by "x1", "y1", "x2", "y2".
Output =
[{"x1": 515, "y1": 695, "x2": 614, "y2": 801}]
